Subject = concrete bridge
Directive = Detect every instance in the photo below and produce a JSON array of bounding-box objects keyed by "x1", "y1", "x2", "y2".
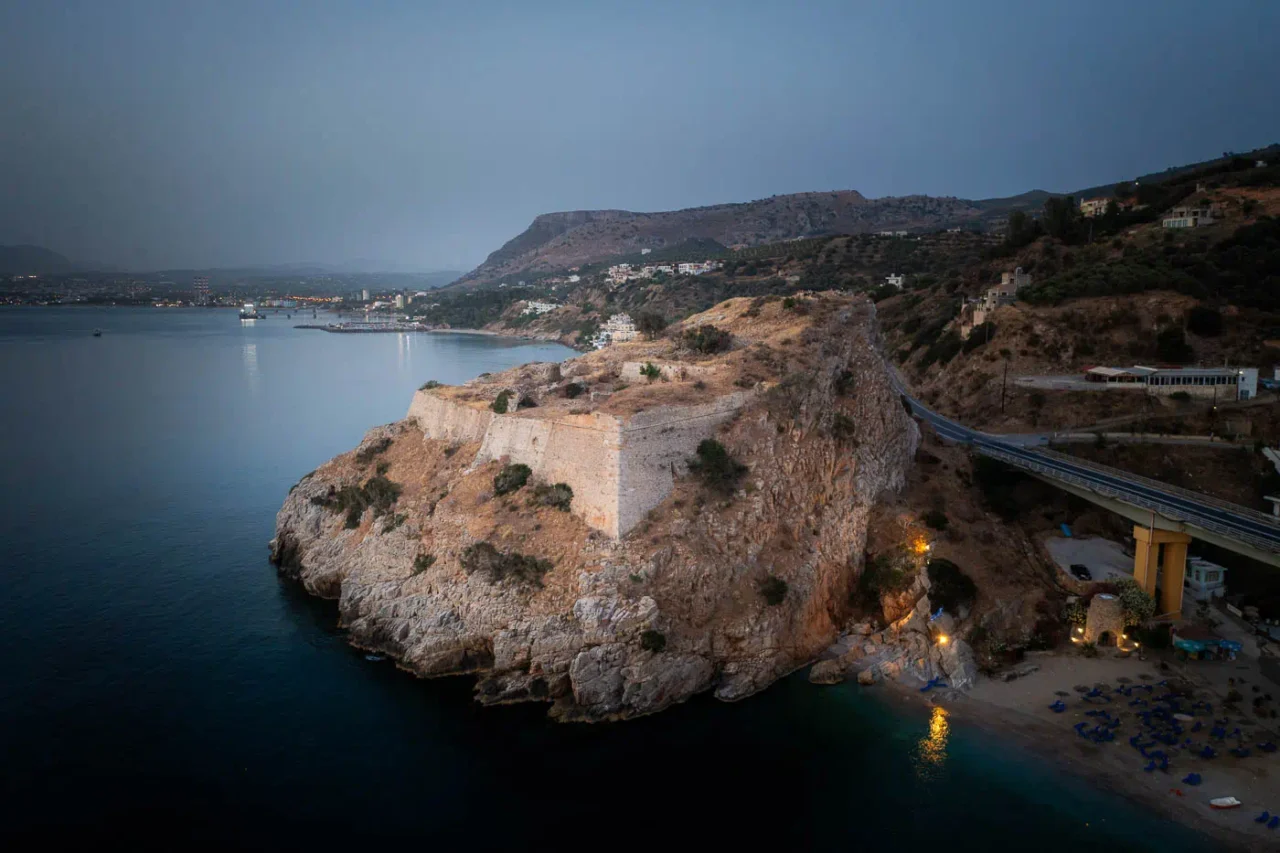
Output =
[{"x1": 900, "y1": 392, "x2": 1280, "y2": 615}]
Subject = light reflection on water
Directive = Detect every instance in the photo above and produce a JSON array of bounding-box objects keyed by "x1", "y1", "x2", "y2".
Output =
[{"x1": 915, "y1": 705, "x2": 950, "y2": 780}]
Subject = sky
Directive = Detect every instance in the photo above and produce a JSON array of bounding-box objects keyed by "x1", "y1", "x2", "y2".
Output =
[{"x1": 1, "y1": 0, "x2": 1278, "y2": 272}]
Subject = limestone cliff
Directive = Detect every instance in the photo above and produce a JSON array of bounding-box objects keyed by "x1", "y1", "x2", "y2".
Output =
[{"x1": 270, "y1": 293, "x2": 918, "y2": 720}]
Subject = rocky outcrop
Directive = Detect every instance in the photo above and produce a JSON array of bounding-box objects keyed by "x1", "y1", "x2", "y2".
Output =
[{"x1": 270, "y1": 293, "x2": 919, "y2": 721}]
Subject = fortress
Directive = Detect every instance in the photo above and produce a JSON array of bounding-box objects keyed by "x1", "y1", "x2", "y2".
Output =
[{"x1": 408, "y1": 382, "x2": 753, "y2": 537}]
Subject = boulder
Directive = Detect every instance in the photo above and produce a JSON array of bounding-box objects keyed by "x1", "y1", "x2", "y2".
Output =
[
  {"x1": 856, "y1": 667, "x2": 879, "y2": 686},
  {"x1": 939, "y1": 638, "x2": 978, "y2": 690},
  {"x1": 809, "y1": 659, "x2": 847, "y2": 685}
]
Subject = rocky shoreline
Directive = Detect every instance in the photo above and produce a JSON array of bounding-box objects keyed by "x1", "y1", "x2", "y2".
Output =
[{"x1": 270, "y1": 293, "x2": 921, "y2": 720}]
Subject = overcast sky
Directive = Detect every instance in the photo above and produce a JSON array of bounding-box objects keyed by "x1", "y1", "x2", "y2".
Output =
[{"x1": 2, "y1": 0, "x2": 1277, "y2": 271}]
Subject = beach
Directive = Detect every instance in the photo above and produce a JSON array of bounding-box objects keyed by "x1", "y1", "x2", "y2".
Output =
[{"x1": 899, "y1": 651, "x2": 1280, "y2": 850}]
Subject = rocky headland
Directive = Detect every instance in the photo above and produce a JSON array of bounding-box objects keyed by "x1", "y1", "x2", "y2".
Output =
[{"x1": 270, "y1": 292, "x2": 938, "y2": 720}]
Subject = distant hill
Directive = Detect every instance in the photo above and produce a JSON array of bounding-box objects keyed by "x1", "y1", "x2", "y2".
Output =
[
  {"x1": 0, "y1": 245, "x2": 75, "y2": 275},
  {"x1": 452, "y1": 143, "x2": 1280, "y2": 289},
  {"x1": 454, "y1": 191, "x2": 996, "y2": 287}
]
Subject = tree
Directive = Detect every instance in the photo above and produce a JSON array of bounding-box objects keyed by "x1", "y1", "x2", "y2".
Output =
[
  {"x1": 1155, "y1": 327, "x2": 1194, "y2": 363},
  {"x1": 636, "y1": 311, "x2": 666, "y2": 339},
  {"x1": 1042, "y1": 196, "x2": 1084, "y2": 243}
]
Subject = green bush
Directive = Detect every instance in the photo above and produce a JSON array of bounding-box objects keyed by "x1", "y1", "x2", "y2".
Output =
[
  {"x1": 640, "y1": 362, "x2": 662, "y2": 381},
  {"x1": 419, "y1": 380, "x2": 442, "y2": 391},
  {"x1": 311, "y1": 475, "x2": 403, "y2": 528},
  {"x1": 1114, "y1": 578, "x2": 1156, "y2": 625},
  {"x1": 412, "y1": 553, "x2": 437, "y2": 574},
  {"x1": 376, "y1": 460, "x2": 390, "y2": 476},
  {"x1": 494, "y1": 463, "x2": 532, "y2": 496},
  {"x1": 688, "y1": 439, "x2": 747, "y2": 495},
  {"x1": 858, "y1": 550, "x2": 915, "y2": 601},
  {"x1": 491, "y1": 390, "x2": 513, "y2": 414},
  {"x1": 640, "y1": 629, "x2": 667, "y2": 653},
  {"x1": 831, "y1": 412, "x2": 857, "y2": 442},
  {"x1": 758, "y1": 575, "x2": 788, "y2": 606},
  {"x1": 460, "y1": 542, "x2": 552, "y2": 586},
  {"x1": 530, "y1": 482, "x2": 573, "y2": 511},
  {"x1": 682, "y1": 324, "x2": 733, "y2": 354},
  {"x1": 922, "y1": 509, "x2": 949, "y2": 530},
  {"x1": 927, "y1": 558, "x2": 976, "y2": 614}
]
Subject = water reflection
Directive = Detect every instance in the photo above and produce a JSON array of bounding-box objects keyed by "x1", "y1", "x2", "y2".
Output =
[
  {"x1": 242, "y1": 342, "x2": 259, "y2": 391},
  {"x1": 915, "y1": 705, "x2": 949, "y2": 780}
]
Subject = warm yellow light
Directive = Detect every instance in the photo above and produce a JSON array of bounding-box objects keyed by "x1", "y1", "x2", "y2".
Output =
[
  {"x1": 1076, "y1": 627, "x2": 1083, "y2": 633},
  {"x1": 1121, "y1": 633, "x2": 1128, "y2": 639},
  {"x1": 937, "y1": 634, "x2": 949, "y2": 645},
  {"x1": 1134, "y1": 642, "x2": 1141, "y2": 648},
  {"x1": 1071, "y1": 637, "x2": 1081, "y2": 643}
]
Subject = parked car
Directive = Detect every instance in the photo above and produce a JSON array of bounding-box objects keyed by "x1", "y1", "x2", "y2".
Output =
[{"x1": 1070, "y1": 564, "x2": 1093, "y2": 581}]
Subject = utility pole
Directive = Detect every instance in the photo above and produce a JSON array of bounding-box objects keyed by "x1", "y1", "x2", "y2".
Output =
[{"x1": 1001, "y1": 359, "x2": 1009, "y2": 414}]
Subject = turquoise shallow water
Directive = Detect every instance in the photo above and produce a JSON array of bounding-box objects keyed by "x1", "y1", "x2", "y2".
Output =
[{"x1": 0, "y1": 307, "x2": 1213, "y2": 850}]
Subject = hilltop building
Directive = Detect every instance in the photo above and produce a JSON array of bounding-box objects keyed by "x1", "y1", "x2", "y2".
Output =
[
  {"x1": 959, "y1": 267, "x2": 1030, "y2": 338},
  {"x1": 521, "y1": 300, "x2": 559, "y2": 316},
  {"x1": 591, "y1": 313, "x2": 639, "y2": 348},
  {"x1": 1163, "y1": 204, "x2": 1220, "y2": 229},
  {"x1": 361, "y1": 288, "x2": 370, "y2": 302},
  {"x1": 1079, "y1": 197, "x2": 1111, "y2": 217},
  {"x1": 885, "y1": 273, "x2": 905, "y2": 290}
]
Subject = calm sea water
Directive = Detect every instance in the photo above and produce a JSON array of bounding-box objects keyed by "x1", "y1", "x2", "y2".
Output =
[{"x1": 0, "y1": 307, "x2": 1211, "y2": 851}]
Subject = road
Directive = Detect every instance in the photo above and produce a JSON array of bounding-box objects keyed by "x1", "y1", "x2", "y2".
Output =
[{"x1": 896, "y1": 387, "x2": 1280, "y2": 555}]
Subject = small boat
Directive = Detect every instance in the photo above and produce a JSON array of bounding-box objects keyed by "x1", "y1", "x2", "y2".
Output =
[
  {"x1": 1210, "y1": 797, "x2": 1242, "y2": 810},
  {"x1": 364, "y1": 654, "x2": 385, "y2": 662},
  {"x1": 92, "y1": 328, "x2": 102, "y2": 337}
]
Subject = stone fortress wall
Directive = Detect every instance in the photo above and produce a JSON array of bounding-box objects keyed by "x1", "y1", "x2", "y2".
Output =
[{"x1": 406, "y1": 388, "x2": 752, "y2": 537}]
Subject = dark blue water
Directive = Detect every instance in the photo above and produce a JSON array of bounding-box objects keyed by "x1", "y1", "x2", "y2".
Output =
[{"x1": 0, "y1": 308, "x2": 1211, "y2": 851}]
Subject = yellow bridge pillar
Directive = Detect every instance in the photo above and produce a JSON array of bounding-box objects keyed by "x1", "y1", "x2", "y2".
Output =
[{"x1": 1132, "y1": 526, "x2": 1192, "y2": 616}]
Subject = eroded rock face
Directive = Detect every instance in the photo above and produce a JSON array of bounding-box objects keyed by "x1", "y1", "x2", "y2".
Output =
[{"x1": 269, "y1": 294, "x2": 918, "y2": 721}]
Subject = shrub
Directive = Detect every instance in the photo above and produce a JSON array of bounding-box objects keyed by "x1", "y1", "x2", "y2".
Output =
[
  {"x1": 688, "y1": 439, "x2": 747, "y2": 495},
  {"x1": 758, "y1": 576, "x2": 788, "y2": 606},
  {"x1": 831, "y1": 412, "x2": 857, "y2": 442},
  {"x1": 562, "y1": 381, "x2": 585, "y2": 399},
  {"x1": 530, "y1": 482, "x2": 573, "y2": 511},
  {"x1": 355, "y1": 436, "x2": 392, "y2": 464},
  {"x1": 781, "y1": 296, "x2": 798, "y2": 311},
  {"x1": 460, "y1": 542, "x2": 552, "y2": 586},
  {"x1": 1114, "y1": 578, "x2": 1156, "y2": 626},
  {"x1": 491, "y1": 390, "x2": 513, "y2": 414},
  {"x1": 494, "y1": 463, "x2": 531, "y2": 496},
  {"x1": 857, "y1": 550, "x2": 915, "y2": 608},
  {"x1": 517, "y1": 396, "x2": 538, "y2": 409},
  {"x1": 312, "y1": 475, "x2": 403, "y2": 528},
  {"x1": 412, "y1": 553, "x2": 437, "y2": 574},
  {"x1": 640, "y1": 629, "x2": 666, "y2": 653},
  {"x1": 376, "y1": 460, "x2": 390, "y2": 476},
  {"x1": 927, "y1": 558, "x2": 976, "y2": 614},
  {"x1": 640, "y1": 362, "x2": 662, "y2": 381},
  {"x1": 419, "y1": 380, "x2": 442, "y2": 391},
  {"x1": 922, "y1": 509, "x2": 949, "y2": 531},
  {"x1": 682, "y1": 324, "x2": 733, "y2": 354}
]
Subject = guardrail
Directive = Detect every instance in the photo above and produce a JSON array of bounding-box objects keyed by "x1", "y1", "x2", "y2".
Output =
[{"x1": 976, "y1": 444, "x2": 1280, "y2": 556}]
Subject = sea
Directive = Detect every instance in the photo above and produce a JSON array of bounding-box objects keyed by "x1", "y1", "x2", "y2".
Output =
[{"x1": 0, "y1": 307, "x2": 1213, "y2": 851}]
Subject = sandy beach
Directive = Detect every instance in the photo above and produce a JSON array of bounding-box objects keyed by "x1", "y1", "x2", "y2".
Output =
[{"x1": 892, "y1": 652, "x2": 1280, "y2": 851}]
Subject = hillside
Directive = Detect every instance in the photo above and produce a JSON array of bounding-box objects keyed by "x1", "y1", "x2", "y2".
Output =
[
  {"x1": 0, "y1": 245, "x2": 75, "y2": 275},
  {"x1": 455, "y1": 191, "x2": 998, "y2": 287}
]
